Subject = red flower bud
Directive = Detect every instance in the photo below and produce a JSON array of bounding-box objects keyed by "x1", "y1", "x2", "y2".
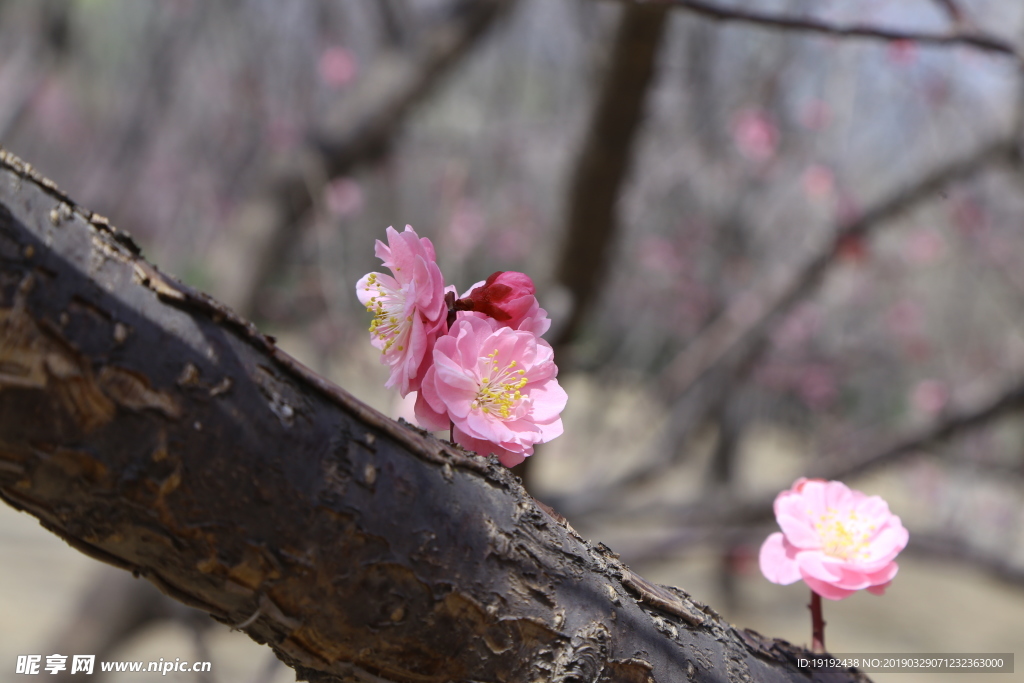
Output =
[{"x1": 455, "y1": 271, "x2": 536, "y2": 323}]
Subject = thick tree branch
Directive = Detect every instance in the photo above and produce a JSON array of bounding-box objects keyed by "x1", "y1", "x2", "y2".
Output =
[
  {"x1": 597, "y1": 0, "x2": 1020, "y2": 60},
  {"x1": 0, "y1": 151, "x2": 868, "y2": 683}
]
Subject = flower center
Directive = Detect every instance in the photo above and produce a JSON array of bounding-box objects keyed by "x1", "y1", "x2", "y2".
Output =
[
  {"x1": 363, "y1": 273, "x2": 412, "y2": 354},
  {"x1": 814, "y1": 508, "x2": 875, "y2": 561},
  {"x1": 472, "y1": 349, "x2": 528, "y2": 419}
]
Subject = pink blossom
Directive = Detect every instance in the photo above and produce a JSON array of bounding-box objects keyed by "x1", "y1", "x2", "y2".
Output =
[
  {"x1": 902, "y1": 229, "x2": 947, "y2": 266},
  {"x1": 356, "y1": 226, "x2": 447, "y2": 396},
  {"x1": 732, "y1": 108, "x2": 779, "y2": 162},
  {"x1": 802, "y1": 164, "x2": 835, "y2": 200},
  {"x1": 911, "y1": 379, "x2": 949, "y2": 417},
  {"x1": 885, "y1": 299, "x2": 925, "y2": 338},
  {"x1": 415, "y1": 315, "x2": 566, "y2": 467},
  {"x1": 444, "y1": 198, "x2": 486, "y2": 261},
  {"x1": 319, "y1": 46, "x2": 357, "y2": 88},
  {"x1": 887, "y1": 39, "x2": 918, "y2": 65},
  {"x1": 759, "y1": 478, "x2": 909, "y2": 600},
  {"x1": 324, "y1": 177, "x2": 364, "y2": 217},
  {"x1": 455, "y1": 272, "x2": 551, "y2": 337},
  {"x1": 800, "y1": 99, "x2": 832, "y2": 130},
  {"x1": 798, "y1": 365, "x2": 837, "y2": 410}
]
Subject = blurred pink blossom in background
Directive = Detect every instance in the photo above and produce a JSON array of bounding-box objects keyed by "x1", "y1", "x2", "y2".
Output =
[
  {"x1": 911, "y1": 379, "x2": 949, "y2": 417},
  {"x1": 800, "y1": 99, "x2": 833, "y2": 130},
  {"x1": 885, "y1": 299, "x2": 925, "y2": 339},
  {"x1": 798, "y1": 365, "x2": 838, "y2": 410},
  {"x1": 732, "y1": 108, "x2": 779, "y2": 162},
  {"x1": 887, "y1": 39, "x2": 918, "y2": 65},
  {"x1": 802, "y1": 164, "x2": 835, "y2": 201},
  {"x1": 265, "y1": 117, "x2": 301, "y2": 151},
  {"x1": 445, "y1": 198, "x2": 486, "y2": 261},
  {"x1": 902, "y1": 228, "x2": 947, "y2": 266},
  {"x1": 324, "y1": 177, "x2": 364, "y2": 217},
  {"x1": 772, "y1": 305, "x2": 822, "y2": 352},
  {"x1": 318, "y1": 46, "x2": 357, "y2": 88}
]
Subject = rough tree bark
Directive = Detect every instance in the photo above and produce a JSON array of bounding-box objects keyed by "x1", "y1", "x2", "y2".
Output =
[{"x1": 0, "y1": 150, "x2": 868, "y2": 682}]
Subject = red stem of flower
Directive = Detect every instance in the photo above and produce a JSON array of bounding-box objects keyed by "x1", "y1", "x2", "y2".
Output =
[
  {"x1": 810, "y1": 589, "x2": 826, "y2": 654},
  {"x1": 449, "y1": 420, "x2": 454, "y2": 445}
]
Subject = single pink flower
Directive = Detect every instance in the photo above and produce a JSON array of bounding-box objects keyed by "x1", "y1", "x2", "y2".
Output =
[
  {"x1": 414, "y1": 315, "x2": 566, "y2": 467},
  {"x1": 356, "y1": 226, "x2": 447, "y2": 396},
  {"x1": 759, "y1": 478, "x2": 908, "y2": 600},
  {"x1": 454, "y1": 271, "x2": 551, "y2": 337}
]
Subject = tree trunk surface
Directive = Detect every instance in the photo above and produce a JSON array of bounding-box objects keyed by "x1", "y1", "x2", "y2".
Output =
[{"x1": 0, "y1": 149, "x2": 868, "y2": 683}]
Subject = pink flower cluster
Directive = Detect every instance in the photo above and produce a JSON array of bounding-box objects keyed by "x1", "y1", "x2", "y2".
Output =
[
  {"x1": 759, "y1": 478, "x2": 909, "y2": 600},
  {"x1": 357, "y1": 226, "x2": 567, "y2": 467}
]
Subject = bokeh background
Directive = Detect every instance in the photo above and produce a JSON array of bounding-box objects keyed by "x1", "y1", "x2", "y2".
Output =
[{"x1": 2, "y1": 0, "x2": 1024, "y2": 681}]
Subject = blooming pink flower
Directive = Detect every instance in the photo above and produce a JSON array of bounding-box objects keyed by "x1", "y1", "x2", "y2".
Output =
[
  {"x1": 455, "y1": 272, "x2": 551, "y2": 337},
  {"x1": 356, "y1": 226, "x2": 447, "y2": 396},
  {"x1": 414, "y1": 315, "x2": 566, "y2": 467},
  {"x1": 759, "y1": 478, "x2": 909, "y2": 600}
]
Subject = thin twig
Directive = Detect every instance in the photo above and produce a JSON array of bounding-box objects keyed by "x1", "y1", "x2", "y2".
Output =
[
  {"x1": 597, "y1": 0, "x2": 1019, "y2": 60},
  {"x1": 907, "y1": 532, "x2": 1024, "y2": 588},
  {"x1": 615, "y1": 372, "x2": 1024, "y2": 530},
  {"x1": 930, "y1": 0, "x2": 966, "y2": 29}
]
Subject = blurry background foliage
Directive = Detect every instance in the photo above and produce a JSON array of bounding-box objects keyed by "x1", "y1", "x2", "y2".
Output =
[{"x1": 3, "y1": 0, "x2": 1024, "y2": 681}]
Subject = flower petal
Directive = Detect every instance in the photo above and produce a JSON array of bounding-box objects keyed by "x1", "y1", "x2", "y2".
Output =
[
  {"x1": 759, "y1": 533, "x2": 801, "y2": 585},
  {"x1": 803, "y1": 575, "x2": 856, "y2": 601}
]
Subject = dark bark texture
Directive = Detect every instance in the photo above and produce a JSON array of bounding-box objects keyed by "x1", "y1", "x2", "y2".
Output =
[{"x1": 0, "y1": 149, "x2": 869, "y2": 683}]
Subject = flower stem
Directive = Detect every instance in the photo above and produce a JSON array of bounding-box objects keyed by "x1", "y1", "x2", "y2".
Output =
[
  {"x1": 809, "y1": 589, "x2": 825, "y2": 654},
  {"x1": 445, "y1": 291, "x2": 457, "y2": 331},
  {"x1": 449, "y1": 420, "x2": 454, "y2": 445}
]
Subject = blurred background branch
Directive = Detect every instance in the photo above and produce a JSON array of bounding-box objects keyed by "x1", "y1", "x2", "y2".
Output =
[{"x1": 596, "y1": 0, "x2": 1020, "y2": 60}]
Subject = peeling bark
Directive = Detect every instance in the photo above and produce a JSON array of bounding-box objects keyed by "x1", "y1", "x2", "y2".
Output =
[{"x1": 0, "y1": 149, "x2": 868, "y2": 683}]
